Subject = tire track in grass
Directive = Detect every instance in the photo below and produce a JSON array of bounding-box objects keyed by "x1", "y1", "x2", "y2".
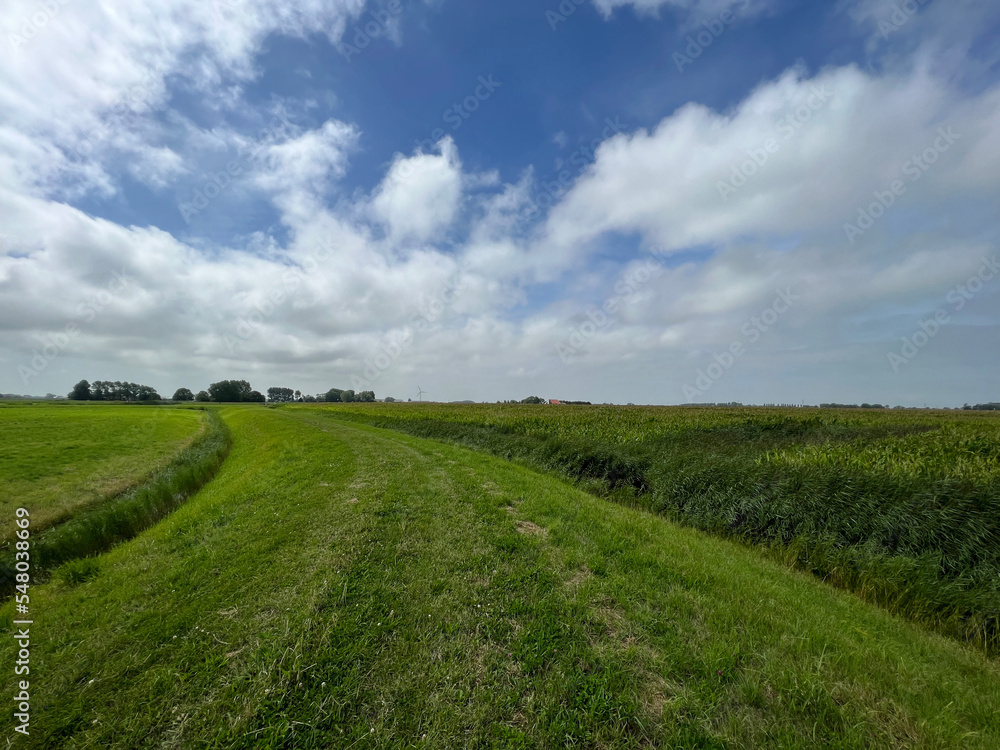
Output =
[{"x1": 223, "y1": 410, "x2": 654, "y2": 748}]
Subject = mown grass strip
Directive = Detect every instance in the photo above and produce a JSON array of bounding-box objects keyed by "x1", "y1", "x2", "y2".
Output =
[{"x1": 0, "y1": 409, "x2": 231, "y2": 595}]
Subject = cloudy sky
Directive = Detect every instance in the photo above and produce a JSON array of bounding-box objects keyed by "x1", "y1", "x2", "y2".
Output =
[{"x1": 2, "y1": 0, "x2": 998, "y2": 405}]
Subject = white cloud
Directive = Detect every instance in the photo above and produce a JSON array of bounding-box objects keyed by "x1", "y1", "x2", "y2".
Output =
[
  {"x1": 126, "y1": 146, "x2": 189, "y2": 190},
  {"x1": 540, "y1": 64, "x2": 1000, "y2": 261},
  {"x1": 0, "y1": 0, "x2": 369, "y2": 198},
  {"x1": 370, "y1": 137, "x2": 463, "y2": 244},
  {"x1": 842, "y1": 0, "x2": 1000, "y2": 79},
  {"x1": 252, "y1": 120, "x2": 359, "y2": 223},
  {"x1": 255, "y1": 121, "x2": 356, "y2": 195}
]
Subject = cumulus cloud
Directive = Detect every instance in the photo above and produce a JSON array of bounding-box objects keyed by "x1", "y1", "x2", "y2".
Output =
[
  {"x1": 252, "y1": 120, "x2": 359, "y2": 223},
  {"x1": 370, "y1": 138, "x2": 464, "y2": 244},
  {"x1": 0, "y1": 0, "x2": 368, "y2": 197},
  {"x1": 540, "y1": 64, "x2": 1000, "y2": 261}
]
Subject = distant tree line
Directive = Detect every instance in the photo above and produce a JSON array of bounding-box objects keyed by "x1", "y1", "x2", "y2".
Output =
[
  {"x1": 260, "y1": 387, "x2": 376, "y2": 403},
  {"x1": 963, "y1": 403, "x2": 1000, "y2": 411},
  {"x1": 819, "y1": 403, "x2": 887, "y2": 409},
  {"x1": 267, "y1": 387, "x2": 297, "y2": 403},
  {"x1": 68, "y1": 380, "x2": 161, "y2": 402},
  {"x1": 322, "y1": 388, "x2": 375, "y2": 403},
  {"x1": 204, "y1": 380, "x2": 264, "y2": 403},
  {"x1": 261, "y1": 387, "x2": 376, "y2": 403},
  {"x1": 493, "y1": 397, "x2": 592, "y2": 405},
  {"x1": 69, "y1": 379, "x2": 384, "y2": 404}
]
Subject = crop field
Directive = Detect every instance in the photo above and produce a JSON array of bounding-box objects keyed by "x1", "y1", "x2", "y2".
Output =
[
  {"x1": 2, "y1": 403, "x2": 1000, "y2": 748},
  {"x1": 0, "y1": 403, "x2": 206, "y2": 538}
]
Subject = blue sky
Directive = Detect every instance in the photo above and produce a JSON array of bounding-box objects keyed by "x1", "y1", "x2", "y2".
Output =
[
  {"x1": 78, "y1": 1, "x2": 871, "y2": 241},
  {"x1": 1, "y1": 0, "x2": 999, "y2": 404}
]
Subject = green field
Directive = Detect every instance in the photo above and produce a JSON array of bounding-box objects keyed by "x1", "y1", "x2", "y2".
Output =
[
  {"x1": 318, "y1": 403, "x2": 1000, "y2": 651},
  {"x1": 0, "y1": 403, "x2": 206, "y2": 538},
  {"x1": 3, "y1": 404, "x2": 1000, "y2": 747}
]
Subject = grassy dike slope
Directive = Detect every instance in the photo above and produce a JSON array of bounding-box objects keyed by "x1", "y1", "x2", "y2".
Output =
[{"x1": 3, "y1": 407, "x2": 999, "y2": 748}]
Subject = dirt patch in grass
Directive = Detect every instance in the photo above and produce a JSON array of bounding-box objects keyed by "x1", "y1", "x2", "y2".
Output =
[
  {"x1": 567, "y1": 565, "x2": 592, "y2": 589},
  {"x1": 515, "y1": 520, "x2": 547, "y2": 538}
]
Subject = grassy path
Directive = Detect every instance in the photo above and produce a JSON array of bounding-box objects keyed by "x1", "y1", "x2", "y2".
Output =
[{"x1": 3, "y1": 407, "x2": 999, "y2": 748}]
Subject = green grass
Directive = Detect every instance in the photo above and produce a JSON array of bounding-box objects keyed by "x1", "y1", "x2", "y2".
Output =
[
  {"x1": 3, "y1": 406, "x2": 998, "y2": 747},
  {"x1": 314, "y1": 403, "x2": 1000, "y2": 652},
  {"x1": 0, "y1": 402, "x2": 205, "y2": 539},
  {"x1": 0, "y1": 408, "x2": 231, "y2": 593}
]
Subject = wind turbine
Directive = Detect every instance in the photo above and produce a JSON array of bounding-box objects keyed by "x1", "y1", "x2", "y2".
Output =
[{"x1": 417, "y1": 386, "x2": 426, "y2": 402}]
